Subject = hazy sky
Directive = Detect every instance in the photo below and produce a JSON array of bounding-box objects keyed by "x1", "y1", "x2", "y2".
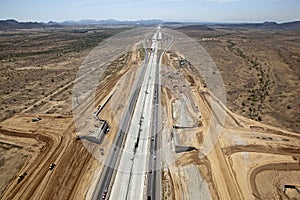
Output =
[{"x1": 0, "y1": 0, "x2": 299, "y2": 23}]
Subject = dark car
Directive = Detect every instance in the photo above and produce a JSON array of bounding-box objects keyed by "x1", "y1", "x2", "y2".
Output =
[
  {"x1": 32, "y1": 117, "x2": 41, "y2": 122},
  {"x1": 49, "y1": 163, "x2": 56, "y2": 170},
  {"x1": 102, "y1": 189, "x2": 108, "y2": 199},
  {"x1": 17, "y1": 172, "x2": 27, "y2": 183}
]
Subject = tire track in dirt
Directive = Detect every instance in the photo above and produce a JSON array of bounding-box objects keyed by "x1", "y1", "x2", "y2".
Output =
[
  {"x1": 249, "y1": 163, "x2": 300, "y2": 199},
  {"x1": 223, "y1": 145, "x2": 300, "y2": 158},
  {"x1": 0, "y1": 128, "x2": 55, "y2": 199},
  {"x1": 0, "y1": 51, "x2": 138, "y2": 199},
  {"x1": 223, "y1": 144, "x2": 300, "y2": 199}
]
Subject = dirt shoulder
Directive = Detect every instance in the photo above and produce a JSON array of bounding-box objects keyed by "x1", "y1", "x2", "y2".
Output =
[{"x1": 160, "y1": 47, "x2": 300, "y2": 200}]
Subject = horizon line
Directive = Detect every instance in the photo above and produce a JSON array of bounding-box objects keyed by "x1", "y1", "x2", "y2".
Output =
[{"x1": 0, "y1": 18, "x2": 299, "y2": 24}]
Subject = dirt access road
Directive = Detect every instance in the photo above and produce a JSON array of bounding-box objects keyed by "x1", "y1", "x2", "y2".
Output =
[
  {"x1": 160, "y1": 47, "x2": 300, "y2": 200},
  {"x1": 0, "y1": 38, "x2": 145, "y2": 199},
  {"x1": 0, "y1": 27, "x2": 299, "y2": 200}
]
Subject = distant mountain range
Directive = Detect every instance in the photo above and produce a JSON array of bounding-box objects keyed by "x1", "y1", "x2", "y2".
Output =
[
  {"x1": 214, "y1": 21, "x2": 300, "y2": 29},
  {"x1": 60, "y1": 19, "x2": 164, "y2": 26},
  {"x1": 0, "y1": 19, "x2": 164, "y2": 30},
  {"x1": 0, "y1": 19, "x2": 62, "y2": 30},
  {"x1": 0, "y1": 19, "x2": 299, "y2": 30}
]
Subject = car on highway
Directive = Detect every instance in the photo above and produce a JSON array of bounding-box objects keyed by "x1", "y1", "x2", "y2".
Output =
[{"x1": 102, "y1": 189, "x2": 108, "y2": 199}]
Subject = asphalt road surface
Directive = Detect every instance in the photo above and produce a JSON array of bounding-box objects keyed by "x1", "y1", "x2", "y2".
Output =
[
  {"x1": 147, "y1": 34, "x2": 163, "y2": 200},
  {"x1": 110, "y1": 28, "x2": 161, "y2": 200},
  {"x1": 92, "y1": 26, "x2": 170, "y2": 200},
  {"x1": 91, "y1": 35, "x2": 150, "y2": 200}
]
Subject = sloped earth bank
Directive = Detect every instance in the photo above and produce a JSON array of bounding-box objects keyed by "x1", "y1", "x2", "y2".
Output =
[
  {"x1": 0, "y1": 28, "x2": 299, "y2": 200},
  {"x1": 0, "y1": 43, "x2": 144, "y2": 199},
  {"x1": 160, "y1": 50, "x2": 300, "y2": 200}
]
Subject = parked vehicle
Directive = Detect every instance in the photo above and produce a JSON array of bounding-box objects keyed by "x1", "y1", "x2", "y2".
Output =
[
  {"x1": 17, "y1": 172, "x2": 27, "y2": 183},
  {"x1": 49, "y1": 163, "x2": 56, "y2": 170},
  {"x1": 32, "y1": 117, "x2": 41, "y2": 122}
]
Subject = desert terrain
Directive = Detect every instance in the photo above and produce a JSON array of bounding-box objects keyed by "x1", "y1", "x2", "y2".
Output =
[
  {"x1": 0, "y1": 27, "x2": 134, "y2": 199},
  {"x1": 176, "y1": 27, "x2": 300, "y2": 133},
  {"x1": 159, "y1": 44, "x2": 300, "y2": 199},
  {"x1": 0, "y1": 25, "x2": 299, "y2": 200}
]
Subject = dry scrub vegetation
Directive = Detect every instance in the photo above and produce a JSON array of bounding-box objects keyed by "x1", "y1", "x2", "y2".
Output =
[
  {"x1": 0, "y1": 27, "x2": 134, "y2": 198},
  {"x1": 179, "y1": 28, "x2": 300, "y2": 133},
  {"x1": 0, "y1": 28, "x2": 126, "y2": 121}
]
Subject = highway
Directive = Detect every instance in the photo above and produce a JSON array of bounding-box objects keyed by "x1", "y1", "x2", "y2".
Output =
[
  {"x1": 147, "y1": 26, "x2": 163, "y2": 200},
  {"x1": 109, "y1": 28, "x2": 161, "y2": 199},
  {"x1": 92, "y1": 26, "x2": 169, "y2": 200},
  {"x1": 91, "y1": 34, "x2": 150, "y2": 200},
  {"x1": 146, "y1": 27, "x2": 174, "y2": 200}
]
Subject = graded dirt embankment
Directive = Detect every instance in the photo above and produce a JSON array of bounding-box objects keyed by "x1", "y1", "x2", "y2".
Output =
[
  {"x1": 0, "y1": 32, "x2": 144, "y2": 199},
  {"x1": 1, "y1": 28, "x2": 299, "y2": 200},
  {"x1": 160, "y1": 49, "x2": 300, "y2": 200}
]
